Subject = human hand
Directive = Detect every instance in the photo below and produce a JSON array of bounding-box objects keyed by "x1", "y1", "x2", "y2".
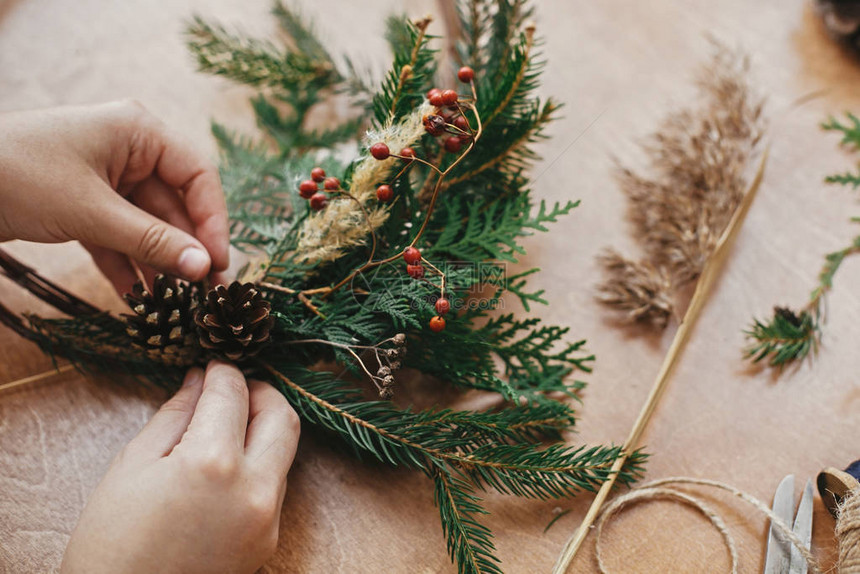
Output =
[
  {"x1": 0, "y1": 101, "x2": 230, "y2": 294},
  {"x1": 60, "y1": 361, "x2": 300, "y2": 574}
]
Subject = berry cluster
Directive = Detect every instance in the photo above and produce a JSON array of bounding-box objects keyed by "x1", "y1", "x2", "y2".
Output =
[
  {"x1": 423, "y1": 66, "x2": 476, "y2": 154},
  {"x1": 298, "y1": 166, "x2": 341, "y2": 211},
  {"x1": 363, "y1": 67, "x2": 477, "y2": 333},
  {"x1": 403, "y1": 246, "x2": 450, "y2": 332},
  {"x1": 369, "y1": 143, "x2": 418, "y2": 203}
]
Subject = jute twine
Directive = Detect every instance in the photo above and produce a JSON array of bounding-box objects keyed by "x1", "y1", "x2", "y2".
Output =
[
  {"x1": 836, "y1": 488, "x2": 860, "y2": 573},
  {"x1": 593, "y1": 477, "x2": 820, "y2": 574}
]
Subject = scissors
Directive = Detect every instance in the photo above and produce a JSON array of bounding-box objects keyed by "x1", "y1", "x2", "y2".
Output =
[{"x1": 763, "y1": 475, "x2": 814, "y2": 574}]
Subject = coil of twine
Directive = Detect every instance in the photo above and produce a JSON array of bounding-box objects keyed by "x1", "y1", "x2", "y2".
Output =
[
  {"x1": 836, "y1": 488, "x2": 860, "y2": 573},
  {"x1": 592, "y1": 477, "x2": 822, "y2": 574}
]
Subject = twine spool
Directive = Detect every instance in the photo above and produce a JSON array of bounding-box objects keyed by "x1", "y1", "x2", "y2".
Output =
[
  {"x1": 592, "y1": 469, "x2": 860, "y2": 574},
  {"x1": 836, "y1": 488, "x2": 860, "y2": 573},
  {"x1": 819, "y1": 464, "x2": 860, "y2": 573},
  {"x1": 593, "y1": 477, "x2": 819, "y2": 574}
]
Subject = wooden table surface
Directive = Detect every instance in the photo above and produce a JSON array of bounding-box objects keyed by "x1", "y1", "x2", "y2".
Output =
[{"x1": 3, "y1": 0, "x2": 860, "y2": 572}]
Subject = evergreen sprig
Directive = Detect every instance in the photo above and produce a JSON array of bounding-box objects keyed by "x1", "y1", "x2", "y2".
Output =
[
  {"x1": 745, "y1": 113, "x2": 860, "y2": 367},
  {"x1": 0, "y1": 3, "x2": 642, "y2": 572}
]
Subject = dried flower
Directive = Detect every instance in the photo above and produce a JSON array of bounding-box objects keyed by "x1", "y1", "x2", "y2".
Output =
[
  {"x1": 597, "y1": 43, "x2": 765, "y2": 330},
  {"x1": 596, "y1": 250, "x2": 674, "y2": 328},
  {"x1": 295, "y1": 102, "x2": 434, "y2": 264}
]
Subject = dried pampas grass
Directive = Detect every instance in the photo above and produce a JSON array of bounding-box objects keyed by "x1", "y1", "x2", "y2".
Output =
[
  {"x1": 295, "y1": 100, "x2": 435, "y2": 264},
  {"x1": 596, "y1": 43, "x2": 766, "y2": 328}
]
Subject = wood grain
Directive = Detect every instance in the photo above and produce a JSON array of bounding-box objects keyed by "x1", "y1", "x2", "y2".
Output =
[{"x1": 3, "y1": 1, "x2": 860, "y2": 572}]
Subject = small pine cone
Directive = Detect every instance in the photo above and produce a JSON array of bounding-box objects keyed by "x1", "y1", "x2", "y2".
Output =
[
  {"x1": 122, "y1": 275, "x2": 201, "y2": 366},
  {"x1": 816, "y1": 0, "x2": 860, "y2": 49},
  {"x1": 195, "y1": 282, "x2": 274, "y2": 361}
]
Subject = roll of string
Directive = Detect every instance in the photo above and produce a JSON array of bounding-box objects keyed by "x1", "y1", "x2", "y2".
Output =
[
  {"x1": 592, "y1": 477, "x2": 820, "y2": 574},
  {"x1": 836, "y1": 488, "x2": 860, "y2": 573}
]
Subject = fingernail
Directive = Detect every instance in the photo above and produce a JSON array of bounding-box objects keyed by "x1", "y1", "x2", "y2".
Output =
[
  {"x1": 178, "y1": 247, "x2": 210, "y2": 279},
  {"x1": 182, "y1": 368, "x2": 204, "y2": 388}
]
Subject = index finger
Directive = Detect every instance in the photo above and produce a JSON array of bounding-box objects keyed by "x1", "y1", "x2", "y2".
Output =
[{"x1": 137, "y1": 115, "x2": 230, "y2": 273}]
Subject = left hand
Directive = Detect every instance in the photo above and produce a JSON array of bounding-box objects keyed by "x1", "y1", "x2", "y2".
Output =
[{"x1": 0, "y1": 101, "x2": 230, "y2": 294}]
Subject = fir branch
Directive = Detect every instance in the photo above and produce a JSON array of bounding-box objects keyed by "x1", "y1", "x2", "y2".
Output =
[
  {"x1": 372, "y1": 16, "x2": 436, "y2": 126},
  {"x1": 434, "y1": 470, "x2": 502, "y2": 574},
  {"x1": 745, "y1": 307, "x2": 817, "y2": 366},
  {"x1": 186, "y1": 16, "x2": 337, "y2": 91},
  {"x1": 822, "y1": 114, "x2": 860, "y2": 187},
  {"x1": 262, "y1": 363, "x2": 638, "y2": 490},
  {"x1": 482, "y1": 21, "x2": 535, "y2": 128},
  {"x1": 271, "y1": 1, "x2": 332, "y2": 62},
  {"x1": 745, "y1": 113, "x2": 860, "y2": 367}
]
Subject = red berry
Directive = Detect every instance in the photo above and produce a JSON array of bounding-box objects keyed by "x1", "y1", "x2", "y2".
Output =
[
  {"x1": 427, "y1": 88, "x2": 441, "y2": 100},
  {"x1": 440, "y1": 89, "x2": 458, "y2": 106},
  {"x1": 299, "y1": 179, "x2": 317, "y2": 199},
  {"x1": 429, "y1": 92, "x2": 445, "y2": 107},
  {"x1": 399, "y1": 147, "x2": 416, "y2": 162},
  {"x1": 453, "y1": 115, "x2": 469, "y2": 132},
  {"x1": 457, "y1": 66, "x2": 474, "y2": 83},
  {"x1": 403, "y1": 246, "x2": 421, "y2": 264},
  {"x1": 370, "y1": 142, "x2": 390, "y2": 160},
  {"x1": 429, "y1": 316, "x2": 446, "y2": 332},
  {"x1": 310, "y1": 167, "x2": 326, "y2": 182},
  {"x1": 407, "y1": 264, "x2": 425, "y2": 279},
  {"x1": 310, "y1": 192, "x2": 328, "y2": 211},
  {"x1": 324, "y1": 177, "x2": 340, "y2": 191},
  {"x1": 423, "y1": 114, "x2": 446, "y2": 136},
  {"x1": 435, "y1": 298, "x2": 450, "y2": 315},
  {"x1": 444, "y1": 136, "x2": 463, "y2": 153},
  {"x1": 376, "y1": 184, "x2": 393, "y2": 202}
]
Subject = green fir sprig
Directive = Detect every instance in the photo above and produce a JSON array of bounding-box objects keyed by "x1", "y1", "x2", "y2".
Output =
[
  {"x1": 745, "y1": 113, "x2": 860, "y2": 367},
  {"x1": 0, "y1": 2, "x2": 645, "y2": 573}
]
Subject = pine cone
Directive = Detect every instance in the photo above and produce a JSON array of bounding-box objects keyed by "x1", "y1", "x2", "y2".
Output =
[
  {"x1": 195, "y1": 282, "x2": 274, "y2": 361},
  {"x1": 816, "y1": 0, "x2": 860, "y2": 49},
  {"x1": 122, "y1": 275, "x2": 201, "y2": 366}
]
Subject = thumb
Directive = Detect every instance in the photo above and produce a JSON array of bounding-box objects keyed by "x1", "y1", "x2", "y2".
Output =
[
  {"x1": 124, "y1": 368, "x2": 206, "y2": 461},
  {"x1": 84, "y1": 187, "x2": 212, "y2": 281}
]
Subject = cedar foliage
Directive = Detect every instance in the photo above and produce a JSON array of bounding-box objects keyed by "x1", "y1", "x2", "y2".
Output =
[
  {"x1": 745, "y1": 113, "x2": 860, "y2": 367},
  {"x1": 0, "y1": 2, "x2": 645, "y2": 572}
]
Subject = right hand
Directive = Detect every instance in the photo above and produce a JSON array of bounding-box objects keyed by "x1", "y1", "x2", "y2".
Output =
[{"x1": 60, "y1": 361, "x2": 300, "y2": 574}]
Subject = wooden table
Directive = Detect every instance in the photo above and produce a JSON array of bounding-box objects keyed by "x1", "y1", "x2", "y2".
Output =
[{"x1": 3, "y1": 0, "x2": 860, "y2": 572}]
